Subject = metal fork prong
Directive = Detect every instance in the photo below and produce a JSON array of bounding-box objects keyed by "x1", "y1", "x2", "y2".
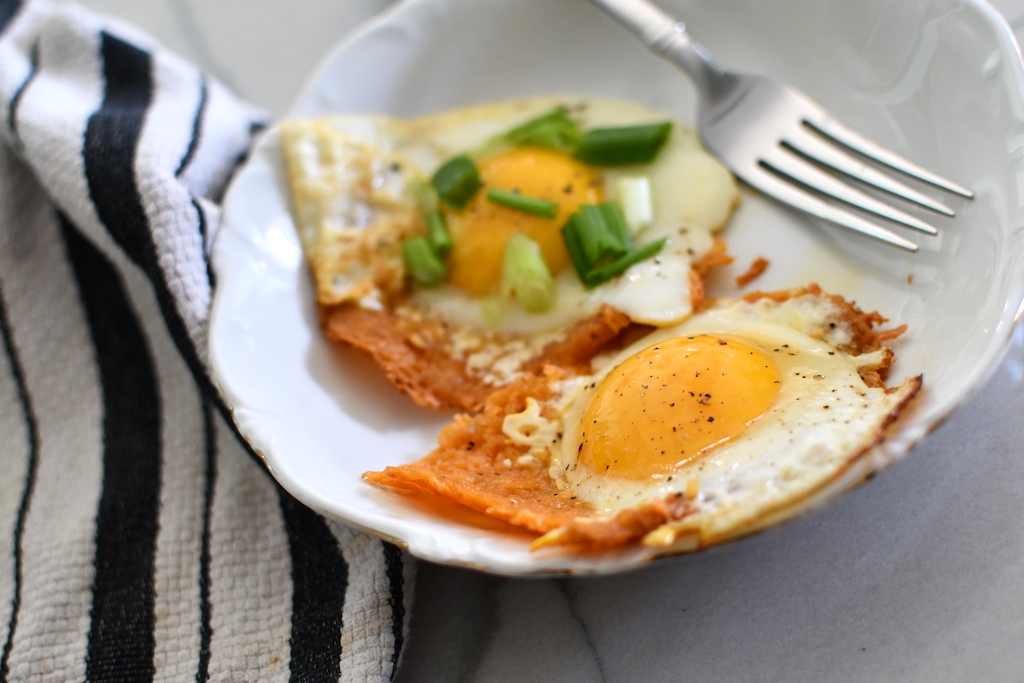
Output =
[
  {"x1": 743, "y1": 167, "x2": 919, "y2": 252},
  {"x1": 804, "y1": 116, "x2": 974, "y2": 199},
  {"x1": 782, "y1": 128, "x2": 955, "y2": 216},
  {"x1": 762, "y1": 150, "x2": 939, "y2": 235}
]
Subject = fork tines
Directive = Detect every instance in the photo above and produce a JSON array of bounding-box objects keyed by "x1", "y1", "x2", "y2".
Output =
[{"x1": 759, "y1": 112, "x2": 972, "y2": 252}]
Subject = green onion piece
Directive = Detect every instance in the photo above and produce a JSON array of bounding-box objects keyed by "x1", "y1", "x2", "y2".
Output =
[
  {"x1": 573, "y1": 122, "x2": 673, "y2": 166},
  {"x1": 615, "y1": 175, "x2": 653, "y2": 234},
  {"x1": 431, "y1": 155, "x2": 482, "y2": 209},
  {"x1": 598, "y1": 201, "x2": 633, "y2": 252},
  {"x1": 486, "y1": 188, "x2": 559, "y2": 219},
  {"x1": 500, "y1": 233, "x2": 555, "y2": 313},
  {"x1": 576, "y1": 204, "x2": 629, "y2": 266},
  {"x1": 425, "y1": 211, "x2": 453, "y2": 257},
  {"x1": 504, "y1": 108, "x2": 582, "y2": 152},
  {"x1": 583, "y1": 238, "x2": 667, "y2": 287},
  {"x1": 561, "y1": 202, "x2": 666, "y2": 287},
  {"x1": 408, "y1": 177, "x2": 438, "y2": 213},
  {"x1": 560, "y1": 213, "x2": 592, "y2": 282},
  {"x1": 402, "y1": 236, "x2": 448, "y2": 287}
]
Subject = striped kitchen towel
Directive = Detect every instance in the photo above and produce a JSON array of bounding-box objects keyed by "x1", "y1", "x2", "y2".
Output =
[{"x1": 0, "y1": 1, "x2": 412, "y2": 681}]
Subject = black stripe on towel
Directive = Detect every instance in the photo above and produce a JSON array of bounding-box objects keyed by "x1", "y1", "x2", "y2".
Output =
[
  {"x1": 7, "y1": 39, "x2": 38, "y2": 143},
  {"x1": 83, "y1": 34, "x2": 156, "y2": 273},
  {"x1": 0, "y1": 0, "x2": 22, "y2": 37},
  {"x1": 278, "y1": 491, "x2": 348, "y2": 683},
  {"x1": 82, "y1": 33, "x2": 238, "y2": 447},
  {"x1": 62, "y1": 216, "x2": 161, "y2": 683},
  {"x1": 383, "y1": 543, "x2": 406, "y2": 677},
  {"x1": 195, "y1": 398, "x2": 216, "y2": 683},
  {"x1": 190, "y1": 197, "x2": 214, "y2": 287},
  {"x1": 175, "y1": 77, "x2": 207, "y2": 178},
  {"x1": 0, "y1": 273, "x2": 41, "y2": 683}
]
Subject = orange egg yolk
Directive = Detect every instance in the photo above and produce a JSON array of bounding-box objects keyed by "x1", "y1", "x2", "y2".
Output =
[
  {"x1": 577, "y1": 335, "x2": 780, "y2": 480},
  {"x1": 445, "y1": 147, "x2": 603, "y2": 296}
]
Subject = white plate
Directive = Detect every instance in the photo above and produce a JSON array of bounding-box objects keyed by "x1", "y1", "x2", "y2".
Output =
[{"x1": 210, "y1": 0, "x2": 1024, "y2": 575}]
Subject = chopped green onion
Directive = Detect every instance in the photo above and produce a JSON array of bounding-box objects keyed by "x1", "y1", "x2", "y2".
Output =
[
  {"x1": 408, "y1": 177, "x2": 439, "y2": 213},
  {"x1": 615, "y1": 175, "x2": 653, "y2": 234},
  {"x1": 575, "y1": 203, "x2": 630, "y2": 266},
  {"x1": 431, "y1": 155, "x2": 482, "y2": 209},
  {"x1": 402, "y1": 236, "x2": 448, "y2": 287},
  {"x1": 425, "y1": 211, "x2": 453, "y2": 257},
  {"x1": 500, "y1": 233, "x2": 555, "y2": 313},
  {"x1": 560, "y1": 213, "x2": 592, "y2": 283},
  {"x1": 561, "y1": 202, "x2": 666, "y2": 287},
  {"x1": 598, "y1": 201, "x2": 632, "y2": 251},
  {"x1": 486, "y1": 188, "x2": 559, "y2": 219},
  {"x1": 504, "y1": 108, "x2": 582, "y2": 152},
  {"x1": 573, "y1": 122, "x2": 673, "y2": 166},
  {"x1": 583, "y1": 238, "x2": 667, "y2": 287}
]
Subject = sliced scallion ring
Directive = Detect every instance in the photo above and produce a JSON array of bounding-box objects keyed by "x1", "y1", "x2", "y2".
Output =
[
  {"x1": 431, "y1": 154, "x2": 482, "y2": 209},
  {"x1": 500, "y1": 233, "x2": 555, "y2": 313}
]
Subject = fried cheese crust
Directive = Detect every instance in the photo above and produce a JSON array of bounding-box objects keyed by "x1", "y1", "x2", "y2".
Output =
[
  {"x1": 321, "y1": 303, "x2": 639, "y2": 412},
  {"x1": 362, "y1": 285, "x2": 915, "y2": 551}
]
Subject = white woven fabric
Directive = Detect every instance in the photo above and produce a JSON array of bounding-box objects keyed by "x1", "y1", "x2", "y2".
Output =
[{"x1": 0, "y1": 1, "x2": 412, "y2": 680}]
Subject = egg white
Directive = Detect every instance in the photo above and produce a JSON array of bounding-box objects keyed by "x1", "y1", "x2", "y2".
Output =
[
  {"x1": 280, "y1": 96, "x2": 739, "y2": 336},
  {"x1": 502, "y1": 293, "x2": 921, "y2": 550}
]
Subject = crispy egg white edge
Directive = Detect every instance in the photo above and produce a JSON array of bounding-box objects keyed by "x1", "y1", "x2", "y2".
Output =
[{"x1": 509, "y1": 294, "x2": 921, "y2": 548}]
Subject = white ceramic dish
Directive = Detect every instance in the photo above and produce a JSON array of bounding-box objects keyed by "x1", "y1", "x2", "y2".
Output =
[{"x1": 210, "y1": 0, "x2": 1024, "y2": 575}]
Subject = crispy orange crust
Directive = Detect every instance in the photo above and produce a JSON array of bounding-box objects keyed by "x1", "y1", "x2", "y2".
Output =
[
  {"x1": 363, "y1": 369, "x2": 694, "y2": 544},
  {"x1": 734, "y1": 256, "x2": 770, "y2": 287},
  {"x1": 741, "y1": 283, "x2": 905, "y2": 355},
  {"x1": 364, "y1": 372, "x2": 594, "y2": 533},
  {"x1": 692, "y1": 236, "x2": 734, "y2": 276},
  {"x1": 363, "y1": 284, "x2": 917, "y2": 550},
  {"x1": 688, "y1": 270, "x2": 706, "y2": 312},
  {"x1": 320, "y1": 239, "x2": 736, "y2": 411},
  {"x1": 322, "y1": 303, "x2": 644, "y2": 412},
  {"x1": 691, "y1": 237, "x2": 733, "y2": 311},
  {"x1": 531, "y1": 493, "x2": 690, "y2": 550},
  {"x1": 740, "y1": 283, "x2": 906, "y2": 387},
  {"x1": 524, "y1": 306, "x2": 642, "y2": 374},
  {"x1": 320, "y1": 304, "x2": 493, "y2": 411}
]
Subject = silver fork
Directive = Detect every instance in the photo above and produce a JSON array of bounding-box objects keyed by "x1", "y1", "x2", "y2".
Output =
[{"x1": 589, "y1": 0, "x2": 973, "y2": 252}]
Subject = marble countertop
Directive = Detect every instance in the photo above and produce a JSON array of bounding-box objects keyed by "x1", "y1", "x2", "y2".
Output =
[{"x1": 73, "y1": 0, "x2": 1024, "y2": 680}]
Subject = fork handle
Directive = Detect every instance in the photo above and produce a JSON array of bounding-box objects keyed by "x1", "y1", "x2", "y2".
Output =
[{"x1": 587, "y1": 0, "x2": 722, "y2": 97}]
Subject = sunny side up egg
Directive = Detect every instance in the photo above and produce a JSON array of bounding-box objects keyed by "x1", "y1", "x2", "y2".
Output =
[
  {"x1": 503, "y1": 290, "x2": 922, "y2": 551},
  {"x1": 280, "y1": 96, "x2": 739, "y2": 336}
]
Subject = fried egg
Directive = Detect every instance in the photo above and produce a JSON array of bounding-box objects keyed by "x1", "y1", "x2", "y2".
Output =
[
  {"x1": 502, "y1": 290, "x2": 921, "y2": 551},
  {"x1": 280, "y1": 96, "x2": 739, "y2": 335}
]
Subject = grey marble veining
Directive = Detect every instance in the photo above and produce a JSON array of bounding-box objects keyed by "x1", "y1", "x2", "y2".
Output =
[{"x1": 68, "y1": 0, "x2": 1024, "y2": 680}]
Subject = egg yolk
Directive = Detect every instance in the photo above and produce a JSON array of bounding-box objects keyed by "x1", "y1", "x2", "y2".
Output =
[
  {"x1": 577, "y1": 335, "x2": 779, "y2": 480},
  {"x1": 445, "y1": 147, "x2": 603, "y2": 296}
]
